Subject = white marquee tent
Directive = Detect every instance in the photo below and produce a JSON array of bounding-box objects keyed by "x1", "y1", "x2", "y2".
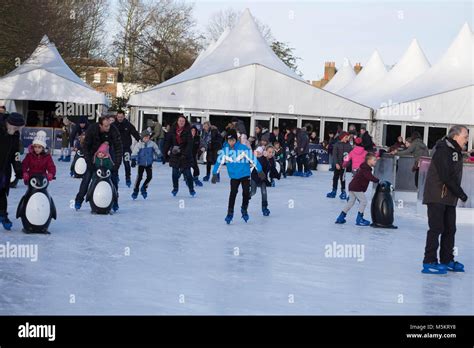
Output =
[
  {"x1": 128, "y1": 9, "x2": 372, "y2": 136},
  {"x1": 351, "y1": 39, "x2": 431, "y2": 109},
  {"x1": 336, "y1": 50, "x2": 387, "y2": 99},
  {"x1": 372, "y1": 23, "x2": 473, "y2": 147},
  {"x1": 323, "y1": 58, "x2": 356, "y2": 93},
  {"x1": 0, "y1": 35, "x2": 109, "y2": 112}
]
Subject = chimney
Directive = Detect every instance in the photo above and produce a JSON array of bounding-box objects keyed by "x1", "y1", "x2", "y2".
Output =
[
  {"x1": 354, "y1": 62, "x2": 362, "y2": 74},
  {"x1": 324, "y1": 61, "x2": 337, "y2": 81}
]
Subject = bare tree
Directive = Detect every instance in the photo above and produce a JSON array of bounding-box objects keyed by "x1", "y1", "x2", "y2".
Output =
[{"x1": 204, "y1": 8, "x2": 274, "y2": 44}]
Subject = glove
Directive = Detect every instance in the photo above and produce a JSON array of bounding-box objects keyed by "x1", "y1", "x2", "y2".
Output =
[
  {"x1": 211, "y1": 174, "x2": 218, "y2": 184},
  {"x1": 47, "y1": 173, "x2": 54, "y2": 181},
  {"x1": 258, "y1": 171, "x2": 266, "y2": 180},
  {"x1": 131, "y1": 159, "x2": 137, "y2": 168},
  {"x1": 23, "y1": 173, "x2": 30, "y2": 185},
  {"x1": 460, "y1": 193, "x2": 468, "y2": 202}
]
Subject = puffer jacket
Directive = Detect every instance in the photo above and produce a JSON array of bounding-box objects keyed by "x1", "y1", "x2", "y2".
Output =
[
  {"x1": 343, "y1": 145, "x2": 367, "y2": 171},
  {"x1": 213, "y1": 141, "x2": 262, "y2": 179},
  {"x1": 22, "y1": 145, "x2": 56, "y2": 179},
  {"x1": 132, "y1": 140, "x2": 160, "y2": 167}
]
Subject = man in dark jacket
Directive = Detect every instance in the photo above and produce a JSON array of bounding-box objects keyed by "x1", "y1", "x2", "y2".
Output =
[
  {"x1": 163, "y1": 115, "x2": 195, "y2": 196},
  {"x1": 114, "y1": 110, "x2": 140, "y2": 187},
  {"x1": 295, "y1": 128, "x2": 310, "y2": 176},
  {"x1": 327, "y1": 132, "x2": 353, "y2": 200},
  {"x1": 0, "y1": 113, "x2": 25, "y2": 230},
  {"x1": 421, "y1": 125, "x2": 469, "y2": 274},
  {"x1": 74, "y1": 116, "x2": 123, "y2": 211},
  {"x1": 360, "y1": 127, "x2": 375, "y2": 152}
]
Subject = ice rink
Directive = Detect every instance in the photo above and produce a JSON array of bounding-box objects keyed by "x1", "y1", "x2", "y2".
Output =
[{"x1": 0, "y1": 161, "x2": 472, "y2": 315}]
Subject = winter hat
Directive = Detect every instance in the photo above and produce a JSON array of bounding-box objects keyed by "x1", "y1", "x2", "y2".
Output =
[
  {"x1": 141, "y1": 130, "x2": 151, "y2": 139},
  {"x1": 33, "y1": 130, "x2": 47, "y2": 148},
  {"x1": 226, "y1": 129, "x2": 238, "y2": 141},
  {"x1": 354, "y1": 137, "x2": 363, "y2": 146},
  {"x1": 339, "y1": 131, "x2": 350, "y2": 141},
  {"x1": 6, "y1": 112, "x2": 25, "y2": 127},
  {"x1": 96, "y1": 142, "x2": 110, "y2": 158}
]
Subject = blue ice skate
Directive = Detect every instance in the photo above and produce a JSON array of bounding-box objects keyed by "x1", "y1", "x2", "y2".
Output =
[
  {"x1": 74, "y1": 202, "x2": 82, "y2": 211},
  {"x1": 131, "y1": 191, "x2": 138, "y2": 200},
  {"x1": 326, "y1": 189, "x2": 336, "y2": 198},
  {"x1": 241, "y1": 208, "x2": 249, "y2": 223},
  {"x1": 0, "y1": 215, "x2": 12, "y2": 231},
  {"x1": 203, "y1": 175, "x2": 210, "y2": 182},
  {"x1": 262, "y1": 208, "x2": 270, "y2": 216},
  {"x1": 356, "y1": 212, "x2": 370, "y2": 226},
  {"x1": 339, "y1": 191, "x2": 347, "y2": 200},
  {"x1": 112, "y1": 202, "x2": 119, "y2": 212},
  {"x1": 126, "y1": 179, "x2": 132, "y2": 188},
  {"x1": 335, "y1": 211, "x2": 347, "y2": 224},
  {"x1": 194, "y1": 178, "x2": 203, "y2": 187},
  {"x1": 225, "y1": 214, "x2": 233, "y2": 224},
  {"x1": 190, "y1": 190, "x2": 196, "y2": 197},
  {"x1": 171, "y1": 189, "x2": 178, "y2": 196},
  {"x1": 140, "y1": 186, "x2": 147, "y2": 199},
  {"x1": 422, "y1": 263, "x2": 448, "y2": 274},
  {"x1": 443, "y1": 261, "x2": 464, "y2": 272}
]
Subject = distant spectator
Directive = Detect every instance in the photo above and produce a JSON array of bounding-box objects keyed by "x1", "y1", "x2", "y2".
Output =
[
  {"x1": 389, "y1": 136, "x2": 406, "y2": 152},
  {"x1": 360, "y1": 126, "x2": 375, "y2": 152}
]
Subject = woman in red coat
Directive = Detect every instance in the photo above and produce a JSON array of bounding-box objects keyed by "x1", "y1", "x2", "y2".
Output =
[{"x1": 22, "y1": 131, "x2": 56, "y2": 184}]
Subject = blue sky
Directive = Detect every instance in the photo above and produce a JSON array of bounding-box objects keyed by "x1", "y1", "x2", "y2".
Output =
[{"x1": 109, "y1": 0, "x2": 473, "y2": 80}]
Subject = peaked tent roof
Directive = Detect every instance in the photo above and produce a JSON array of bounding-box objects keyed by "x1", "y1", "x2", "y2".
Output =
[
  {"x1": 323, "y1": 59, "x2": 356, "y2": 93},
  {"x1": 337, "y1": 50, "x2": 387, "y2": 98},
  {"x1": 128, "y1": 9, "x2": 372, "y2": 120},
  {"x1": 139, "y1": 8, "x2": 305, "y2": 93},
  {"x1": 352, "y1": 39, "x2": 431, "y2": 108},
  {"x1": 0, "y1": 35, "x2": 108, "y2": 105},
  {"x1": 384, "y1": 22, "x2": 473, "y2": 105}
]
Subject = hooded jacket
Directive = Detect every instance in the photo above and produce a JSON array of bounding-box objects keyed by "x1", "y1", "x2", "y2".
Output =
[
  {"x1": 343, "y1": 145, "x2": 367, "y2": 171},
  {"x1": 22, "y1": 145, "x2": 56, "y2": 180},
  {"x1": 348, "y1": 162, "x2": 379, "y2": 192},
  {"x1": 213, "y1": 141, "x2": 262, "y2": 179},
  {"x1": 423, "y1": 137, "x2": 466, "y2": 206}
]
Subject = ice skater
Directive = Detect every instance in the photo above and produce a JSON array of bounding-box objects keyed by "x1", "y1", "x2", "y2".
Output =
[
  {"x1": 131, "y1": 130, "x2": 160, "y2": 199},
  {"x1": 0, "y1": 112, "x2": 25, "y2": 230},
  {"x1": 335, "y1": 153, "x2": 379, "y2": 226},
  {"x1": 211, "y1": 129, "x2": 263, "y2": 224},
  {"x1": 250, "y1": 145, "x2": 279, "y2": 216},
  {"x1": 22, "y1": 131, "x2": 56, "y2": 184},
  {"x1": 327, "y1": 131, "x2": 352, "y2": 200}
]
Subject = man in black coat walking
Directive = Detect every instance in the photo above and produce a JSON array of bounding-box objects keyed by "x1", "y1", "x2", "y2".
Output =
[
  {"x1": 421, "y1": 125, "x2": 469, "y2": 274},
  {"x1": 0, "y1": 113, "x2": 25, "y2": 230},
  {"x1": 114, "y1": 110, "x2": 140, "y2": 187},
  {"x1": 163, "y1": 115, "x2": 195, "y2": 196},
  {"x1": 74, "y1": 116, "x2": 123, "y2": 211}
]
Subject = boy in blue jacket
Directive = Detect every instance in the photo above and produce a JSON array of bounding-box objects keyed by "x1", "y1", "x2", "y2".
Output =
[
  {"x1": 131, "y1": 130, "x2": 160, "y2": 199},
  {"x1": 212, "y1": 129, "x2": 264, "y2": 224}
]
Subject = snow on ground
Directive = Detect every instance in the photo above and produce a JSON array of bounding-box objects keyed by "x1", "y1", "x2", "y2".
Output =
[{"x1": 0, "y1": 160, "x2": 472, "y2": 315}]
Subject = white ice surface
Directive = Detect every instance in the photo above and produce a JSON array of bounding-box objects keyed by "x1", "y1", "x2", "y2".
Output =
[{"x1": 0, "y1": 160, "x2": 472, "y2": 315}]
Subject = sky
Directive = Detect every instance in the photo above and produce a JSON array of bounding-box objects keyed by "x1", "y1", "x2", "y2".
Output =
[{"x1": 110, "y1": 0, "x2": 473, "y2": 81}]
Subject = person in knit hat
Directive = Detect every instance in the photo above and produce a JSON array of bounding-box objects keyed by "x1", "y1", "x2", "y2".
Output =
[
  {"x1": 130, "y1": 130, "x2": 160, "y2": 199},
  {"x1": 22, "y1": 130, "x2": 56, "y2": 185},
  {"x1": 93, "y1": 142, "x2": 114, "y2": 170}
]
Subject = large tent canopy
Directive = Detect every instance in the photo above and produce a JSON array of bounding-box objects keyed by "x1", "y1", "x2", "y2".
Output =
[
  {"x1": 352, "y1": 39, "x2": 431, "y2": 109},
  {"x1": 336, "y1": 50, "x2": 387, "y2": 99},
  {"x1": 376, "y1": 23, "x2": 473, "y2": 125},
  {"x1": 0, "y1": 35, "x2": 108, "y2": 106},
  {"x1": 128, "y1": 9, "x2": 371, "y2": 121},
  {"x1": 323, "y1": 58, "x2": 356, "y2": 93}
]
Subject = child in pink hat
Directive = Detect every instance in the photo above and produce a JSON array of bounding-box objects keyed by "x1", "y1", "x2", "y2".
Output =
[{"x1": 94, "y1": 142, "x2": 114, "y2": 170}]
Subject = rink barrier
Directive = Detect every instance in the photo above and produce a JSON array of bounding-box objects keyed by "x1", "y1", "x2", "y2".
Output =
[
  {"x1": 373, "y1": 154, "x2": 417, "y2": 192},
  {"x1": 21, "y1": 127, "x2": 64, "y2": 155}
]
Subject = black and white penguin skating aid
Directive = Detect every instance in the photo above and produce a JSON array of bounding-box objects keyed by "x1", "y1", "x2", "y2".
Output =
[
  {"x1": 10, "y1": 165, "x2": 19, "y2": 188},
  {"x1": 86, "y1": 167, "x2": 118, "y2": 214},
  {"x1": 16, "y1": 174, "x2": 56, "y2": 234},
  {"x1": 70, "y1": 150, "x2": 87, "y2": 178},
  {"x1": 370, "y1": 180, "x2": 397, "y2": 229}
]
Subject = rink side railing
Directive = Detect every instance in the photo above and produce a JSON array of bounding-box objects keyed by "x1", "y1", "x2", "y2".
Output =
[{"x1": 373, "y1": 154, "x2": 417, "y2": 192}]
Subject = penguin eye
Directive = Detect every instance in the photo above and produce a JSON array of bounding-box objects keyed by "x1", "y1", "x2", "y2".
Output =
[
  {"x1": 106, "y1": 170, "x2": 111, "y2": 176},
  {"x1": 96, "y1": 169, "x2": 101, "y2": 176},
  {"x1": 43, "y1": 178, "x2": 47, "y2": 185},
  {"x1": 31, "y1": 178, "x2": 36, "y2": 185}
]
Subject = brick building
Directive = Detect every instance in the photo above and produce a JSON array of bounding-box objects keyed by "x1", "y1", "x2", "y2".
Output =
[{"x1": 310, "y1": 61, "x2": 363, "y2": 88}]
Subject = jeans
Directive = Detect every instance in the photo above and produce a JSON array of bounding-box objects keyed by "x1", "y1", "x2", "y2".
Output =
[{"x1": 251, "y1": 180, "x2": 268, "y2": 208}]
